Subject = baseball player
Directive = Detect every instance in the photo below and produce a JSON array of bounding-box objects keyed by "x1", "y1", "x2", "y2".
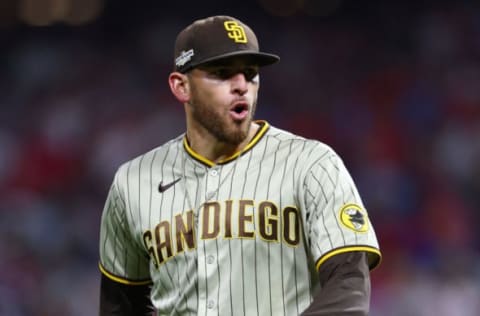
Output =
[{"x1": 98, "y1": 15, "x2": 381, "y2": 315}]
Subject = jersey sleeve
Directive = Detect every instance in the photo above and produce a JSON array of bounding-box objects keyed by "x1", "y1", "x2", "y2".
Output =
[
  {"x1": 99, "y1": 170, "x2": 152, "y2": 285},
  {"x1": 301, "y1": 148, "x2": 381, "y2": 271}
]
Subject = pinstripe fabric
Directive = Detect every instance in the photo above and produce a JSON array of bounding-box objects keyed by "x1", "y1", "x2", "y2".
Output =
[{"x1": 99, "y1": 121, "x2": 380, "y2": 315}]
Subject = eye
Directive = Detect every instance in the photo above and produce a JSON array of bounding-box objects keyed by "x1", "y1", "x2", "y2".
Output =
[
  {"x1": 243, "y1": 67, "x2": 258, "y2": 81},
  {"x1": 210, "y1": 68, "x2": 234, "y2": 79},
  {"x1": 206, "y1": 66, "x2": 259, "y2": 81}
]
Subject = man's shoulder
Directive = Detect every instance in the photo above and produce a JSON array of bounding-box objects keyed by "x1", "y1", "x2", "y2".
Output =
[
  {"x1": 116, "y1": 134, "x2": 184, "y2": 175},
  {"x1": 266, "y1": 124, "x2": 335, "y2": 156}
]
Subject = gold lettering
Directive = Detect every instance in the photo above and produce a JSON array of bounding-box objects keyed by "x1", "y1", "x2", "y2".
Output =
[
  {"x1": 142, "y1": 230, "x2": 159, "y2": 268},
  {"x1": 258, "y1": 201, "x2": 279, "y2": 241},
  {"x1": 144, "y1": 201, "x2": 302, "y2": 269},
  {"x1": 224, "y1": 200, "x2": 233, "y2": 238},
  {"x1": 175, "y1": 210, "x2": 195, "y2": 253},
  {"x1": 202, "y1": 202, "x2": 220, "y2": 239},
  {"x1": 239, "y1": 200, "x2": 255, "y2": 238},
  {"x1": 283, "y1": 206, "x2": 300, "y2": 246},
  {"x1": 155, "y1": 221, "x2": 173, "y2": 264},
  {"x1": 224, "y1": 21, "x2": 247, "y2": 43}
]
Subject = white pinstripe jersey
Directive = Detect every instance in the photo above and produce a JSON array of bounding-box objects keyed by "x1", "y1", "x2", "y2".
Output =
[{"x1": 99, "y1": 121, "x2": 381, "y2": 316}]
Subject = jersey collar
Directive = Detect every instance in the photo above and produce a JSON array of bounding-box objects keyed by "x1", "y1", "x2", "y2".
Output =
[{"x1": 183, "y1": 120, "x2": 270, "y2": 167}]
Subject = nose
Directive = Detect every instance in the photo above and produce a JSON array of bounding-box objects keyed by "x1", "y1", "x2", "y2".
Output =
[{"x1": 230, "y1": 72, "x2": 248, "y2": 95}]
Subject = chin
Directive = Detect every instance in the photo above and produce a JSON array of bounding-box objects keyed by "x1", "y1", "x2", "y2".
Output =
[{"x1": 224, "y1": 126, "x2": 249, "y2": 145}]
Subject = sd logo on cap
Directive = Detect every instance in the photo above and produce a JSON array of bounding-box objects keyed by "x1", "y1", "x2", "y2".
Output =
[{"x1": 173, "y1": 15, "x2": 279, "y2": 73}]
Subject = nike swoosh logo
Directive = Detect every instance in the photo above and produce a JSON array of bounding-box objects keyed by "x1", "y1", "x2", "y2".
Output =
[{"x1": 158, "y1": 178, "x2": 181, "y2": 193}]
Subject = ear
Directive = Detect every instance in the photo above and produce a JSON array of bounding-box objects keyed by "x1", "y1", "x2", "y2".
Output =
[{"x1": 168, "y1": 72, "x2": 190, "y2": 103}]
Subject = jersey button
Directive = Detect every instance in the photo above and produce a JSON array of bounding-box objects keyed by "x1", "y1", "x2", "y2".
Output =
[
  {"x1": 206, "y1": 191, "x2": 215, "y2": 200},
  {"x1": 207, "y1": 255, "x2": 215, "y2": 264},
  {"x1": 207, "y1": 300, "x2": 215, "y2": 309},
  {"x1": 210, "y1": 169, "x2": 218, "y2": 177}
]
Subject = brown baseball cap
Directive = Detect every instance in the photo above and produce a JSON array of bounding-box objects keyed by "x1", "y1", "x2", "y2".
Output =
[{"x1": 173, "y1": 15, "x2": 280, "y2": 73}]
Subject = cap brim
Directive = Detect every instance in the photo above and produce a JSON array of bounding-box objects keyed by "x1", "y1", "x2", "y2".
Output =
[{"x1": 181, "y1": 51, "x2": 280, "y2": 73}]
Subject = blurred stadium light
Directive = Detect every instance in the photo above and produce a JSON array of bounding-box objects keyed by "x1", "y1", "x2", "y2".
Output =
[
  {"x1": 0, "y1": 0, "x2": 104, "y2": 27},
  {"x1": 19, "y1": 0, "x2": 104, "y2": 26}
]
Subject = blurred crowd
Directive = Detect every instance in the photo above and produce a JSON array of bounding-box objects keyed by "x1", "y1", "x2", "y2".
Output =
[{"x1": 1, "y1": 1, "x2": 479, "y2": 315}]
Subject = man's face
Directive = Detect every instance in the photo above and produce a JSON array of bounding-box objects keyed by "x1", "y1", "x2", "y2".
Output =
[{"x1": 186, "y1": 58, "x2": 260, "y2": 146}]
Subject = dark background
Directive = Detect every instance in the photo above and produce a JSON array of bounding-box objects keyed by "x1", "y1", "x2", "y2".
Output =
[{"x1": 1, "y1": 0, "x2": 479, "y2": 315}]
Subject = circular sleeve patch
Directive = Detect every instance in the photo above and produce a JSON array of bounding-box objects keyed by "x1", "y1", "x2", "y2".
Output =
[{"x1": 339, "y1": 204, "x2": 369, "y2": 232}]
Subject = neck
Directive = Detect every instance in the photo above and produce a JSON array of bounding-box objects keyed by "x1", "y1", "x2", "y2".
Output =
[{"x1": 186, "y1": 122, "x2": 259, "y2": 163}]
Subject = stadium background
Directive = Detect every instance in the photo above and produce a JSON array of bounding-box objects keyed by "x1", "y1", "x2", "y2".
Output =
[{"x1": 1, "y1": 0, "x2": 479, "y2": 315}]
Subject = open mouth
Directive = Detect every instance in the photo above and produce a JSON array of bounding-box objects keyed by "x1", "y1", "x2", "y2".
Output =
[
  {"x1": 229, "y1": 102, "x2": 249, "y2": 120},
  {"x1": 230, "y1": 98, "x2": 250, "y2": 123},
  {"x1": 232, "y1": 103, "x2": 247, "y2": 114}
]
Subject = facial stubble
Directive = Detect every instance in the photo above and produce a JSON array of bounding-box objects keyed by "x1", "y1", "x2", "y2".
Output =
[{"x1": 188, "y1": 91, "x2": 257, "y2": 146}]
